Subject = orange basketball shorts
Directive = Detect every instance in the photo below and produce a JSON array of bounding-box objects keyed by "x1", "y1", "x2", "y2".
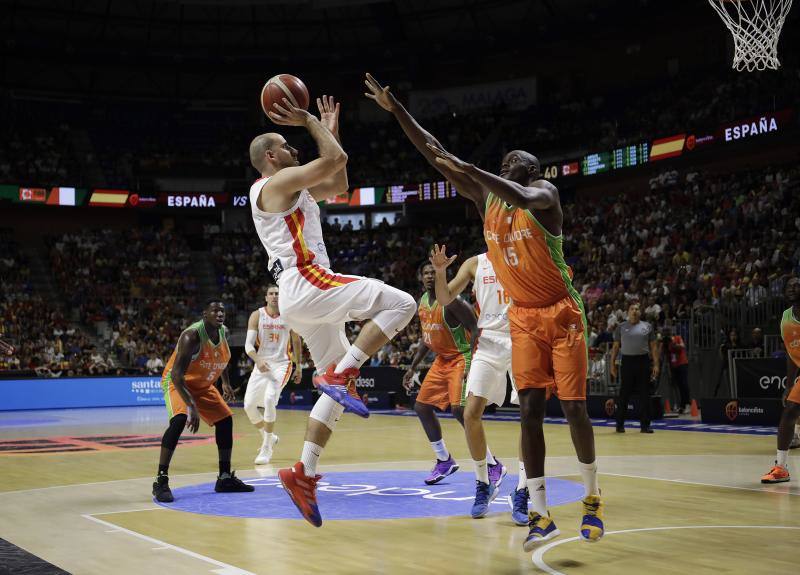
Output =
[
  {"x1": 416, "y1": 353, "x2": 469, "y2": 410},
  {"x1": 509, "y1": 295, "x2": 588, "y2": 401},
  {"x1": 163, "y1": 379, "x2": 232, "y2": 426}
]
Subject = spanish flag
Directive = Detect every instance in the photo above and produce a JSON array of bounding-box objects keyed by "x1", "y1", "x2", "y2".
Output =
[
  {"x1": 649, "y1": 134, "x2": 686, "y2": 161},
  {"x1": 89, "y1": 189, "x2": 129, "y2": 207}
]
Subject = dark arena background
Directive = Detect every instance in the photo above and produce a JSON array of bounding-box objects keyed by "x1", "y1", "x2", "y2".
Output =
[{"x1": 1, "y1": 1, "x2": 799, "y2": 574}]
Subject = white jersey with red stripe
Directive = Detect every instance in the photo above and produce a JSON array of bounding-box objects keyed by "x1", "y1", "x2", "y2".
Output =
[
  {"x1": 473, "y1": 253, "x2": 510, "y2": 333},
  {"x1": 256, "y1": 307, "x2": 292, "y2": 363},
  {"x1": 249, "y1": 178, "x2": 331, "y2": 282}
]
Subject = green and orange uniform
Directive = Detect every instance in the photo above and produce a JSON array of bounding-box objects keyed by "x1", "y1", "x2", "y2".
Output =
[
  {"x1": 415, "y1": 292, "x2": 472, "y2": 410},
  {"x1": 483, "y1": 193, "x2": 588, "y2": 400},
  {"x1": 161, "y1": 320, "x2": 233, "y2": 425},
  {"x1": 781, "y1": 308, "x2": 800, "y2": 404}
]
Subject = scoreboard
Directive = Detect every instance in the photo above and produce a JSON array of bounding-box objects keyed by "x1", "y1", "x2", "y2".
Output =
[
  {"x1": 612, "y1": 142, "x2": 650, "y2": 169},
  {"x1": 581, "y1": 152, "x2": 611, "y2": 176}
]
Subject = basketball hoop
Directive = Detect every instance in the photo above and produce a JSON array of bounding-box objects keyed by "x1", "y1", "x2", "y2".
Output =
[{"x1": 707, "y1": 0, "x2": 793, "y2": 71}]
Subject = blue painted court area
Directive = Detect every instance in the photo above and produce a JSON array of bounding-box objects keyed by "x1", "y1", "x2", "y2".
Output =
[
  {"x1": 0, "y1": 406, "x2": 167, "y2": 429},
  {"x1": 157, "y1": 471, "x2": 584, "y2": 520},
  {"x1": 372, "y1": 410, "x2": 779, "y2": 436}
]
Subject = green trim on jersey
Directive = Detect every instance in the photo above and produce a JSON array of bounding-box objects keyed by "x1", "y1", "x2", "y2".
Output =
[
  {"x1": 420, "y1": 293, "x2": 473, "y2": 358},
  {"x1": 782, "y1": 307, "x2": 800, "y2": 339}
]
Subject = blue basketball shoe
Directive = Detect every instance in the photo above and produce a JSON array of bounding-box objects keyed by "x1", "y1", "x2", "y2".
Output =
[
  {"x1": 509, "y1": 487, "x2": 530, "y2": 526},
  {"x1": 470, "y1": 480, "x2": 496, "y2": 518}
]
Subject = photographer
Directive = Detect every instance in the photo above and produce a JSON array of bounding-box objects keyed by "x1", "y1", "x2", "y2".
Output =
[{"x1": 663, "y1": 327, "x2": 691, "y2": 415}]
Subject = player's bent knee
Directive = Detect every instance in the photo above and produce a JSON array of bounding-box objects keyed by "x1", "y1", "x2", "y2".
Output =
[
  {"x1": 561, "y1": 400, "x2": 588, "y2": 421},
  {"x1": 161, "y1": 414, "x2": 187, "y2": 450},
  {"x1": 243, "y1": 400, "x2": 262, "y2": 425}
]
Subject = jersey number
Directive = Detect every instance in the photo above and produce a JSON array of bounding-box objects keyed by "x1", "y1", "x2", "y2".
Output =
[
  {"x1": 268, "y1": 333, "x2": 280, "y2": 342},
  {"x1": 496, "y1": 289, "x2": 511, "y2": 304},
  {"x1": 502, "y1": 246, "x2": 518, "y2": 267},
  {"x1": 423, "y1": 331, "x2": 432, "y2": 345}
]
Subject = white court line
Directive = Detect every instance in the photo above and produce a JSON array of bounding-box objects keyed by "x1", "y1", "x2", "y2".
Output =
[
  {"x1": 82, "y1": 514, "x2": 256, "y2": 575},
  {"x1": 531, "y1": 525, "x2": 800, "y2": 575},
  {"x1": 599, "y1": 471, "x2": 800, "y2": 496},
  {"x1": 90, "y1": 507, "x2": 164, "y2": 516}
]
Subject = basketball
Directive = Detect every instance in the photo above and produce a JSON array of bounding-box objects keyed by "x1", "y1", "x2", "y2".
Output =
[{"x1": 260, "y1": 74, "x2": 310, "y2": 116}]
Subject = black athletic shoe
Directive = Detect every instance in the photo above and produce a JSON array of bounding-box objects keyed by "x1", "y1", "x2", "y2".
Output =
[
  {"x1": 215, "y1": 471, "x2": 255, "y2": 493},
  {"x1": 152, "y1": 475, "x2": 174, "y2": 502},
  {"x1": 615, "y1": 426, "x2": 625, "y2": 433},
  {"x1": 640, "y1": 427, "x2": 654, "y2": 434}
]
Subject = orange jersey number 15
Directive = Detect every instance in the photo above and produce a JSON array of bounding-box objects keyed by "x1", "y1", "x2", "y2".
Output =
[{"x1": 502, "y1": 246, "x2": 518, "y2": 267}]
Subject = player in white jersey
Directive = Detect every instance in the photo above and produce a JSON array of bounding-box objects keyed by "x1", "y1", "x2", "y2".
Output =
[
  {"x1": 244, "y1": 284, "x2": 302, "y2": 464},
  {"x1": 248, "y1": 95, "x2": 416, "y2": 527},
  {"x1": 430, "y1": 244, "x2": 531, "y2": 524}
]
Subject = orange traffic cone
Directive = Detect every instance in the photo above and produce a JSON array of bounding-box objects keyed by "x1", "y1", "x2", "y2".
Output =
[{"x1": 690, "y1": 399, "x2": 699, "y2": 417}]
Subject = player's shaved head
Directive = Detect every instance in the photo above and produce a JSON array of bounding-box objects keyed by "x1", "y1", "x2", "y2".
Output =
[
  {"x1": 249, "y1": 133, "x2": 282, "y2": 171},
  {"x1": 512, "y1": 150, "x2": 540, "y2": 172}
]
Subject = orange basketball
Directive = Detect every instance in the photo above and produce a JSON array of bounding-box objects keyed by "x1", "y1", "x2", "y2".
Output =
[{"x1": 261, "y1": 74, "x2": 310, "y2": 116}]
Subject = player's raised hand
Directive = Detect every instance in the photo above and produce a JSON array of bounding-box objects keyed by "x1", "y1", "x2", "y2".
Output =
[
  {"x1": 316, "y1": 95, "x2": 340, "y2": 135},
  {"x1": 429, "y1": 244, "x2": 457, "y2": 272},
  {"x1": 363, "y1": 73, "x2": 397, "y2": 112},
  {"x1": 268, "y1": 98, "x2": 312, "y2": 127},
  {"x1": 426, "y1": 143, "x2": 469, "y2": 173}
]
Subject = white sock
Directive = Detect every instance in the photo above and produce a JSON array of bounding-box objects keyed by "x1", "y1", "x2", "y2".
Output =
[
  {"x1": 263, "y1": 432, "x2": 274, "y2": 449},
  {"x1": 431, "y1": 439, "x2": 450, "y2": 461},
  {"x1": 301, "y1": 441, "x2": 323, "y2": 477},
  {"x1": 578, "y1": 460, "x2": 599, "y2": 497},
  {"x1": 485, "y1": 446, "x2": 496, "y2": 466},
  {"x1": 474, "y1": 458, "x2": 489, "y2": 484},
  {"x1": 517, "y1": 460, "x2": 527, "y2": 490},
  {"x1": 335, "y1": 345, "x2": 369, "y2": 373},
  {"x1": 526, "y1": 476, "x2": 547, "y2": 516},
  {"x1": 777, "y1": 449, "x2": 789, "y2": 468}
]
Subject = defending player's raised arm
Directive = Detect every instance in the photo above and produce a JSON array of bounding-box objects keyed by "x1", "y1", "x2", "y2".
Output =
[
  {"x1": 364, "y1": 73, "x2": 485, "y2": 209},
  {"x1": 265, "y1": 98, "x2": 348, "y2": 199},
  {"x1": 426, "y1": 143, "x2": 558, "y2": 212},
  {"x1": 308, "y1": 95, "x2": 349, "y2": 201},
  {"x1": 444, "y1": 296, "x2": 479, "y2": 339},
  {"x1": 430, "y1": 245, "x2": 476, "y2": 307}
]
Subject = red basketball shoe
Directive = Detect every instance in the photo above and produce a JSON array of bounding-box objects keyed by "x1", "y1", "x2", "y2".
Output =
[{"x1": 278, "y1": 462, "x2": 323, "y2": 527}]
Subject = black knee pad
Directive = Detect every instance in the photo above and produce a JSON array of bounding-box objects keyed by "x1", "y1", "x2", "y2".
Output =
[
  {"x1": 215, "y1": 416, "x2": 233, "y2": 450},
  {"x1": 161, "y1": 414, "x2": 187, "y2": 450}
]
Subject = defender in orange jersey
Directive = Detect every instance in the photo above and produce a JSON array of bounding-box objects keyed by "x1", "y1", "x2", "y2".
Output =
[
  {"x1": 152, "y1": 299, "x2": 254, "y2": 503},
  {"x1": 365, "y1": 73, "x2": 603, "y2": 550},
  {"x1": 761, "y1": 277, "x2": 800, "y2": 484},
  {"x1": 404, "y1": 262, "x2": 478, "y2": 486}
]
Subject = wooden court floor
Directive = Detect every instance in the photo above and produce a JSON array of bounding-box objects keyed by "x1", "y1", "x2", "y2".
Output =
[{"x1": 1, "y1": 406, "x2": 798, "y2": 574}]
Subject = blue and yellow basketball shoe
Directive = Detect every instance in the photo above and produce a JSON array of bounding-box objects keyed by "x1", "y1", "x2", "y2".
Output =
[
  {"x1": 522, "y1": 512, "x2": 560, "y2": 551},
  {"x1": 579, "y1": 494, "x2": 605, "y2": 542}
]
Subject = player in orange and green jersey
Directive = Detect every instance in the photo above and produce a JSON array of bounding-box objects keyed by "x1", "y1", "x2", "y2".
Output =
[
  {"x1": 363, "y1": 72, "x2": 603, "y2": 550},
  {"x1": 403, "y1": 262, "x2": 478, "y2": 486},
  {"x1": 761, "y1": 277, "x2": 800, "y2": 484},
  {"x1": 152, "y1": 299, "x2": 254, "y2": 503}
]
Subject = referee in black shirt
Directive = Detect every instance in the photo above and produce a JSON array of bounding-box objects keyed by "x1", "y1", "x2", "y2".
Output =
[{"x1": 610, "y1": 303, "x2": 660, "y2": 433}]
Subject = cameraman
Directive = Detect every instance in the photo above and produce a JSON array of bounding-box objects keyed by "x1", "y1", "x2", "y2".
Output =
[{"x1": 663, "y1": 327, "x2": 691, "y2": 415}]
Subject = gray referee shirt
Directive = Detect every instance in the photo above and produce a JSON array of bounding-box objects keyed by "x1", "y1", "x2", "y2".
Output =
[{"x1": 614, "y1": 320, "x2": 655, "y2": 356}]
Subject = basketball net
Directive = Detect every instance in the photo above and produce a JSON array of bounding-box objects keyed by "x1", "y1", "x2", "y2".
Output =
[{"x1": 707, "y1": 0, "x2": 793, "y2": 71}]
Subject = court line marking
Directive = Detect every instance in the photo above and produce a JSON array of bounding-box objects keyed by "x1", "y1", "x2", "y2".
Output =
[
  {"x1": 82, "y1": 514, "x2": 256, "y2": 575},
  {"x1": 599, "y1": 471, "x2": 800, "y2": 496},
  {"x1": 531, "y1": 525, "x2": 800, "y2": 575}
]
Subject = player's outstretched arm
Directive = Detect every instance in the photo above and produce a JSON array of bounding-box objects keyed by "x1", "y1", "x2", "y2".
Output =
[
  {"x1": 364, "y1": 73, "x2": 485, "y2": 209},
  {"x1": 308, "y1": 95, "x2": 350, "y2": 201},
  {"x1": 430, "y1": 245, "x2": 476, "y2": 307},
  {"x1": 265, "y1": 98, "x2": 348, "y2": 200},
  {"x1": 426, "y1": 143, "x2": 558, "y2": 212}
]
